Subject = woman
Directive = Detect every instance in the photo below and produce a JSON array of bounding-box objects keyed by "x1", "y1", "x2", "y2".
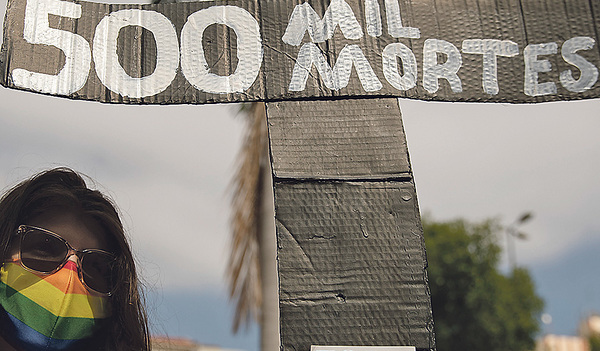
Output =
[{"x1": 0, "y1": 168, "x2": 150, "y2": 351}]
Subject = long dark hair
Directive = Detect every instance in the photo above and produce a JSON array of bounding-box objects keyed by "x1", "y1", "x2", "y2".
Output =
[{"x1": 0, "y1": 168, "x2": 150, "y2": 351}]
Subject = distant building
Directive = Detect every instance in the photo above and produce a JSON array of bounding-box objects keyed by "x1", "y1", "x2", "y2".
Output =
[
  {"x1": 535, "y1": 335, "x2": 590, "y2": 351},
  {"x1": 151, "y1": 336, "x2": 242, "y2": 351},
  {"x1": 579, "y1": 314, "x2": 600, "y2": 338},
  {"x1": 535, "y1": 314, "x2": 600, "y2": 351}
]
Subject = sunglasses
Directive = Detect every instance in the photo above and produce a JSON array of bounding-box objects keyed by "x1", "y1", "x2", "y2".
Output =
[{"x1": 14, "y1": 225, "x2": 118, "y2": 296}]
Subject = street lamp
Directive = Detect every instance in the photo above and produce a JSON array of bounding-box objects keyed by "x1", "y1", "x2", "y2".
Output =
[{"x1": 506, "y1": 212, "x2": 533, "y2": 270}]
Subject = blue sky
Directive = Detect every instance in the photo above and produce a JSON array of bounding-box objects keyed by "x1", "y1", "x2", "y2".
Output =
[
  {"x1": 1, "y1": 0, "x2": 600, "y2": 350},
  {"x1": 1, "y1": 88, "x2": 598, "y2": 351}
]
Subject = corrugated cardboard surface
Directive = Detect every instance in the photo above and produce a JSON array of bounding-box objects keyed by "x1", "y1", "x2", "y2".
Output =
[
  {"x1": 267, "y1": 98, "x2": 410, "y2": 180},
  {"x1": 267, "y1": 98, "x2": 434, "y2": 351},
  {"x1": 1, "y1": 0, "x2": 599, "y2": 104},
  {"x1": 274, "y1": 181, "x2": 434, "y2": 351},
  {"x1": 0, "y1": 0, "x2": 263, "y2": 103}
]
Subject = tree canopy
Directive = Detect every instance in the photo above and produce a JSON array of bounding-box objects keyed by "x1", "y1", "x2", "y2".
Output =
[
  {"x1": 423, "y1": 217, "x2": 544, "y2": 351},
  {"x1": 590, "y1": 335, "x2": 600, "y2": 351}
]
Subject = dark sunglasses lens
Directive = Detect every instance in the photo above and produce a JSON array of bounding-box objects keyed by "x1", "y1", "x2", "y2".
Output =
[
  {"x1": 81, "y1": 253, "x2": 116, "y2": 294},
  {"x1": 20, "y1": 230, "x2": 68, "y2": 273}
]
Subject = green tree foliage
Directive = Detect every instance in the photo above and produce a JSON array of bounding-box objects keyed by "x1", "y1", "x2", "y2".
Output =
[
  {"x1": 423, "y1": 217, "x2": 544, "y2": 351},
  {"x1": 590, "y1": 335, "x2": 600, "y2": 351}
]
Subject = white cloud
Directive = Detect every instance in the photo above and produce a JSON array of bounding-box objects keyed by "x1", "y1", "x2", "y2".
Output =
[
  {"x1": 0, "y1": 87, "x2": 245, "y2": 292},
  {"x1": 4, "y1": 87, "x2": 598, "y2": 291},
  {"x1": 401, "y1": 99, "x2": 600, "y2": 267},
  {"x1": 1, "y1": 0, "x2": 599, "y2": 295}
]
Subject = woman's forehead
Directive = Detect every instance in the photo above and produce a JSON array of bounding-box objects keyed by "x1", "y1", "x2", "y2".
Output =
[{"x1": 26, "y1": 210, "x2": 111, "y2": 251}]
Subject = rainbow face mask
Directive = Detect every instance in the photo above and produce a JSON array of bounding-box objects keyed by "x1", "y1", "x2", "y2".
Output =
[{"x1": 0, "y1": 260, "x2": 111, "y2": 351}]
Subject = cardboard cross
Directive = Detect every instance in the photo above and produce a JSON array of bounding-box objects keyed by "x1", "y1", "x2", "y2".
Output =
[
  {"x1": 269, "y1": 98, "x2": 433, "y2": 350},
  {"x1": 1, "y1": 0, "x2": 599, "y2": 350},
  {"x1": 1, "y1": 0, "x2": 599, "y2": 103}
]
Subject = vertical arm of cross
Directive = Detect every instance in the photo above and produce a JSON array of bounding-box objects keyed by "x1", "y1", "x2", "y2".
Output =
[{"x1": 265, "y1": 98, "x2": 436, "y2": 351}]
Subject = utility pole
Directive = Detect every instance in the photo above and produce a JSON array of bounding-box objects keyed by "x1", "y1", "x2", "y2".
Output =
[{"x1": 506, "y1": 212, "x2": 533, "y2": 270}]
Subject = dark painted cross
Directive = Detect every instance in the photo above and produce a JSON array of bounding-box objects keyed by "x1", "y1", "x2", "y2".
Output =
[{"x1": 1, "y1": 0, "x2": 599, "y2": 350}]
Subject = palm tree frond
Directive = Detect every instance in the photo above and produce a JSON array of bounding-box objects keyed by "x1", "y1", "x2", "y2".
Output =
[{"x1": 228, "y1": 102, "x2": 268, "y2": 333}]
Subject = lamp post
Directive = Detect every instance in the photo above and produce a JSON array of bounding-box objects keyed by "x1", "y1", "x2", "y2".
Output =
[{"x1": 506, "y1": 212, "x2": 533, "y2": 270}]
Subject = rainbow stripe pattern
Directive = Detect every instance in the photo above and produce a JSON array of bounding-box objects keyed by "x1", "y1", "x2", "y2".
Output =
[{"x1": 0, "y1": 260, "x2": 111, "y2": 351}]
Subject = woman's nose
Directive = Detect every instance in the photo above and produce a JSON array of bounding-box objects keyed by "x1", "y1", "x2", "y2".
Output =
[{"x1": 65, "y1": 254, "x2": 82, "y2": 270}]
